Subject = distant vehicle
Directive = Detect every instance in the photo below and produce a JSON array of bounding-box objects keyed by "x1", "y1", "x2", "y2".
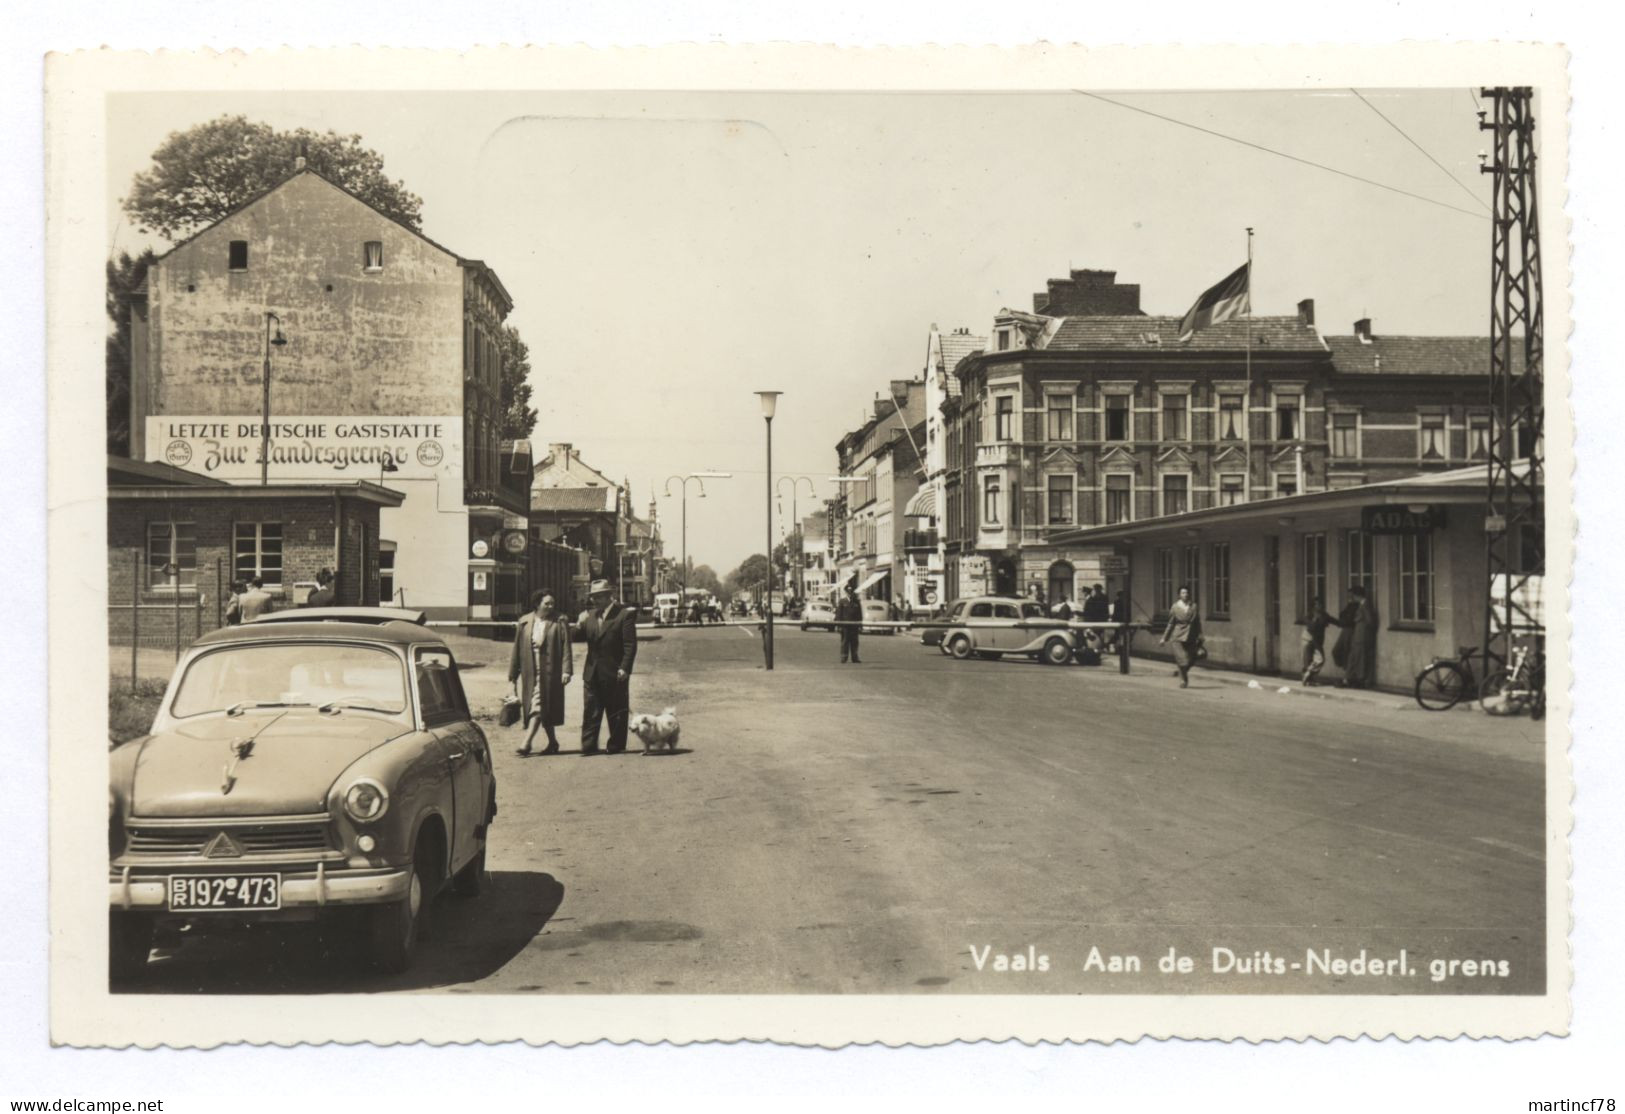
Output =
[
  {"x1": 108, "y1": 610, "x2": 497, "y2": 980},
  {"x1": 860, "y1": 598, "x2": 894, "y2": 634},
  {"x1": 654, "y1": 592, "x2": 681, "y2": 625},
  {"x1": 939, "y1": 596, "x2": 1077, "y2": 665},
  {"x1": 920, "y1": 599, "x2": 965, "y2": 648},
  {"x1": 800, "y1": 599, "x2": 837, "y2": 631}
]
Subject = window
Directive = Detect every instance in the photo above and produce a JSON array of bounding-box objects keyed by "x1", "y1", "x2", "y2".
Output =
[
  {"x1": 1210, "y1": 541, "x2": 1231, "y2": 616},
  {"x1": 378, "y1": 547, "x2": 396, "y2": 604},
  {"x1": 969, "y1": 602, "x2": 994, "y2": 618},
  {"x1": 1301, "y1": 532, "x2": 1327, "y2": 615},
  {"x1": 1397, "y1": 533, "x2": 1435, "y2": 624},
  {"x1": 996, "y1": 329, "x2": 1012, "y2": 352},
  {"x1": 1468, "y1": 414, "x2": 1491, "y2": 460},
  {"x1": 1104, "y1": 474, "x2": 1132, "y2": 524},
  {"x1": 415, "y1": 647, "x2": 470, "y2": 723},
  {"x1": 1160, "y1": 394, "x2": 1188, "y2": 441},
  {"x1": 1046, "y1": 395, "x2": 1073, "y2": 441},
  {"x1": 1218, "y1": 394, "x2": 1244, "y2": 440},
  {"x1": 1218, "y1": 474, "x2": 1246, "y2": 506},
  {"x1": 228, "y1": 240, "x2": 248, "y2": 270},
  {"x1": 1046, "y1": 474, "x2": 1074, "y2": 525},
  {"x1": 1276, "y1": 397, "x2": 1300, "y2": 441},
  {"x1": 1330, "y1": 412, "x2": 1359, "y2": 459},
  {"x1": 994, "y1": 395, "x2": 1014, "y2": 441},
  {"x1": 1020, "y1": 602, "x2": 1048, "y2": 620},
  {"x1": 1346, "y1": 529, "x2": 1376, "y2": 594},
  {"x1": 233, "y1": 522, "x2": 284, "y2": 585},
  {"x1": 1155, "y1": 548, "x2": 1176, "y2": 612},
  {"x1": 982, "y1": 473, "x2": 1001, "y2": 524},
  {"x1": 364, "y1": 241, "x2": 384, "y2": 270},
  {"x1": 1419, "y1": 414, "x2": 1446, "y2": 460},
  {"x1": 147, "y1": 521, "x2": 197, "y2": 589},
  {"x1": 1516, "y1": 418, "x2": 1538, "y2": 459},
  {"x1": 1105, "y1": 394, "x2": 1130, "y2": 441},
  {"x1": 1183, "y1": 545, "x2": 1200, "y2": 600},
  {"x1": 1162, "y1": 474, "x2": 1189, "y2": 516},
  {"x1": 1517, "y1": 522, "x2": 1545, "y2": 576},
  {"x1": 1276, "y1": 474, "x2": 1298, "y2": 498},
  {"x1": 994, "y1": 603, "x2": 1020, "y2": 620}
]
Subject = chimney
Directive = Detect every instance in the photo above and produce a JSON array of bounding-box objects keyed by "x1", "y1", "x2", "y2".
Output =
[
  {"x1": 295, "y1": 140, "x2": 308, "y2": 172},
  {"x1": 548, "y1": 442, "x2": 573, "y2": 470},
  {"x1": 1354, "y1": 318, "x2": 1373, "y2": 342},
  {"x1": 1297, "y1": 298, "x2": 1315, "y2": 328}
]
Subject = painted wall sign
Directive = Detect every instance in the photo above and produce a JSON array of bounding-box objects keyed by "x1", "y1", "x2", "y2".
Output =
[
  {"x1": 1361, "y1": 504, "x2": 1446, "y2": 535},
  {"x1": 145, "y1": 415, "x2": 458, "y2": 481}
]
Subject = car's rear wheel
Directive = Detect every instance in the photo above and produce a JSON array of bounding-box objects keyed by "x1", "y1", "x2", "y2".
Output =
[
  {"x1": 1042, "y1": 638, "x2": 1073, "y2": 666},
  {"x1": 948, "y1": 635, "x2": 974, "y2": 660},
  {"x1": 109, "y1": 911, "x2": 154, "y2": 982},
  {"x1": 368, "y1": 843, "x2": 427, "y2": 973}
]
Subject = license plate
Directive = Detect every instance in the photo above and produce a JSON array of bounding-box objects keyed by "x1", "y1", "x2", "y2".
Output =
[{"x1": 167, "y1": 873, "x2": 281, "y2": 911}]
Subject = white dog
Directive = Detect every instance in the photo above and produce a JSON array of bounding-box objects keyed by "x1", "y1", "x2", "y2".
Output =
[{"x1": 628, "y1": 707, "x2": 682, "y2": 755}]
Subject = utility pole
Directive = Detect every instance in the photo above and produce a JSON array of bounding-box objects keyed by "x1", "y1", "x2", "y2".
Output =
[{"x1": 1478, "y1": 87, "x2": 1545, "y2": 677}]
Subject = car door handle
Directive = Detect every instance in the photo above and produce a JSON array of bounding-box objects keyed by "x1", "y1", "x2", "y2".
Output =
[{"x1": 447, "y1": 750, "x2": 467, "y2": 762}]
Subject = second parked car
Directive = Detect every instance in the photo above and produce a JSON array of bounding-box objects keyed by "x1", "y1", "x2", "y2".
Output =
[{"x1": 939, "y1": 596, "x2": 1077, "y2": 665}]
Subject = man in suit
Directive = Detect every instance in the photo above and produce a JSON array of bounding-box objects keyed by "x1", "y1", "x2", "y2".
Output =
[
  {"x1": 305, "y1": 568, "x2": 337, "y2": 608},
  {"x1": 577, "y1": 579, "x2": 638, "y2": 755},
  {"x1": 836, "y1": 583, "x2": 863, "y2": 664},
  {"x1": 238, "y1": 577, "x2": 276, "y2": 622}
]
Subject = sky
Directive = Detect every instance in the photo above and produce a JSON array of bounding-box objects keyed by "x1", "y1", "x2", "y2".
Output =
[{"x1": 108, "y1": 87, "x2": 1514, "y2": 575}]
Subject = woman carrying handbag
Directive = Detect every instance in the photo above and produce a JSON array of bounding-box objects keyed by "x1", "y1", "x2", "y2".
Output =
[
  {"x1": 509, "y1": 591, "x2": 573, "y2": 755},
  {"x1": 1159, "y1": 584, "x2": 1203, "y2": 689}
]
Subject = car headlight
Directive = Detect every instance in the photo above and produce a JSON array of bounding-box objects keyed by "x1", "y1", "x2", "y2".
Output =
[{"x1": 342, "y1": 778, "x2": 390, "y2": 823}]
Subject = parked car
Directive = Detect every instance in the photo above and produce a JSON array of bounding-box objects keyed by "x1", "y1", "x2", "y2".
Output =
[
  {"x1": 800, "y1": 598, "x2": 837, "y2": 631},
  {"x1": 939, "y1": 596, "x2": 1077, "y2": 665},
  {"x1": 108, "y1": 607, "x2": 497, "y2": 979},
  {"x1": 860, "y1": 598, "x2": 894, "y2": 634}
]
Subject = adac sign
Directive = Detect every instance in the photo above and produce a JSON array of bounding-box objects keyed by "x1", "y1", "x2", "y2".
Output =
[{"x1": 1362, "y1": 504, "x2": 1446, "y2": 535}]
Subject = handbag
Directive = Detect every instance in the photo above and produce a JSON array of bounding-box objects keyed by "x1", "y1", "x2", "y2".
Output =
[
  {"x1": 499, "y1": 694, "x2": 521, "y2": 727},
  {"x1": 1193, "y1": 637, "x2": 1208, "y2": 661}
]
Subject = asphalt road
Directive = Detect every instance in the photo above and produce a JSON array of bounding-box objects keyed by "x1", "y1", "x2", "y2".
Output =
[{"x1": 126, "y1": 622, "x2": 1547, "y2": 996}]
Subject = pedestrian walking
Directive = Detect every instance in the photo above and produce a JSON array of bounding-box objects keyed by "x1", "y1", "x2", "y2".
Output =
[
  {"x1": 1339, "y1": 586, "x2": 1379, "y2": 689},
  {"x1": 836, "y1": 586, "x2": 863, "y2": 664},
  {"x1": 1299, "y1": 595, "x2": 1342, "y2": 686},
  {"x1": 1158, "y1": 584, "x2": 1202, "y2": 688},
  {"x1": 577, "y1": 579, "x2": 638, "y2": 755},
  {"x1": 510, "y1": 591, "x2": 572, "y2": 756},
  {"x1": 237, "y1": 577, "x2": 276, "y2": 622}
]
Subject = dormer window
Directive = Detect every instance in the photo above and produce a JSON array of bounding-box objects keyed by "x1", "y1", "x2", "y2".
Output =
[
  {"x1": 228, "y1": 241, "x2": 248, "y2": 270},
  {"x1": 364, "y1": 241, "x2": 384, "y2": 271},
  {"x1": 996, "y1": 328, "x2": 1012, "y2": 352}
]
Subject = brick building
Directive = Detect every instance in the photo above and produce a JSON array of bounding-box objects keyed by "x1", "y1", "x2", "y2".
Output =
[{"x1": 126, "y1": 163, "x2": 524, "y2": 621}]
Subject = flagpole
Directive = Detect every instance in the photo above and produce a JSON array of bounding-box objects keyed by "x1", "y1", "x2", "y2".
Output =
[{"x1": 1244, "y1": 227, "x2": 1254, "y2": 503}]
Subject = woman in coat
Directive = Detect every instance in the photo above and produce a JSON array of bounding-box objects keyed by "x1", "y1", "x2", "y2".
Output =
[
  {"x1": 510, "y1": 590, "x2": 572, "y2": 755},
  {"x1": 1340, "y1": 586, "x2": 1379, "y2": 689},
  {"x1": 1159, "y1": 584, "x2": 1202, "y2": 688}
]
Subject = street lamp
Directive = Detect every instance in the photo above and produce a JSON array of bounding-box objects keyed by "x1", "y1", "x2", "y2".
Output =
[
  {"x1": 777, "y1": 474, "x2": 817, "y2": 601},
  {"x1": 663, "y1": 471, "x2": 731, "y2": 598},
  {"x1": 261, "y1": 312, "x2": 287, "y2": 486},
  {"x1": 755, "y1": 391, "x2": 782, "y2": 670}
]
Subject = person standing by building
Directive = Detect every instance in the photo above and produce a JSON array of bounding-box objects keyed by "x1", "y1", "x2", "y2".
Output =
[
  {"x1": 305, "y1": 568, "x2": 336, "y2": 608},
  {"x1": 1299, "y1": 596, "x2": 1342, "y2": 686},
  {"x1": 836, "y1": 584, "x2": 863, "y2": 664},
  {"x1": 578, "y1": 580, "x2": 638, "y2": 755},
  {"x1": 510, "y1": 591, "x2": 572, "y2": 756},
  {"x1": 238, "y1": 577, "x2": 276, "y2": 622},
  {"x1": 1340, "y1": 586, "x2": 1379, "y2": 689},
  {"x1": 1159, "y1": 585, "x2": 1202, "y2": 688},
  {"x1": 224, "y1": 580, "x2": 247, "y2": 625}
]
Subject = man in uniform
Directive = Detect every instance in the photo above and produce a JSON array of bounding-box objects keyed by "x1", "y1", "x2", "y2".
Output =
[
  {"x1": 578, "y1": 579, "x2": 639, "y2": 754},
  {"x1": 836, "y1": 581, "x2": 863, "y2": 664}
]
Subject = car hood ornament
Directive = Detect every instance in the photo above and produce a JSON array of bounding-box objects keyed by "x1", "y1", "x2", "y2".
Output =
[{"x1": 220, "y1": 712, "x2": 284, "y2": 795}]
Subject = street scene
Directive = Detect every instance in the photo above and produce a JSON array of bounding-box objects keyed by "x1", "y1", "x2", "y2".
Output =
[{"x1": 97, "y1": 83, "x2": 1551, "y2": 1004}]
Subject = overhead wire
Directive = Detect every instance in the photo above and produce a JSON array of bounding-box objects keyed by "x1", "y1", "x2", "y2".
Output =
[
  {"x1": 1073, "y1": 90, "x2": 1490, "y2": 221},
  {"x1": 1350, "y1": 88, "x2": 1490, "y2": 212}
]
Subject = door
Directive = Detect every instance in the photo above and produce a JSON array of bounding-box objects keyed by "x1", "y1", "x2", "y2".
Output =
[
  {"x1": 415, "y1": 647, "x2": 488, "y2": 873},
  {"x1": 990, "y1": 601, "x2": 1023, "y2": 650},
  {"x1": 1263, "y1": 535, "x2": 1280, "y2": 674}
]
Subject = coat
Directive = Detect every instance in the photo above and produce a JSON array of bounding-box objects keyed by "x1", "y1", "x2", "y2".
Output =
[
  {"x1": 1345, "y1": 598, "x2": 1379, "y2": 685},
  {"x1": 238, "y1": 588, "x2": 276, "y2": 622},
  {"x1": 577, "y1": 602, "x2": 638, "y2": 686},
  {"x1": 509, "y1": 613, "x2": 572, "y2": 728},
  {"x1": 1161, "y1": 600, "x2": 1200, "y2": 645}
]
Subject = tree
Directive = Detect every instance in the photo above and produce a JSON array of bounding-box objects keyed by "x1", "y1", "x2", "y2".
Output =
[
  {"x1": 106, "y1": 248, "x2": 157, "y2": 455},
  {"x1": 496, "y1": 325, "x2": 538, "y2": 440},
  {"x1": 688, "y1": 564, "x2": 724, "y2": 599},
  {"x1": 122, "y1": 115, "x2": 423, "y2": 241},
  {"x1": 723, "y1": 554, "x2": 770, "y2": 601}
]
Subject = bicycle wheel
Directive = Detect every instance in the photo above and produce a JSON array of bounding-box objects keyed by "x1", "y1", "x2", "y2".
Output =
[
  {"x1": 1478, "y1": 668, "x2": 1530, "y2": 715},
  {"x1": 1415, "y1": 662, "x2": 1469, "y2": 711}
]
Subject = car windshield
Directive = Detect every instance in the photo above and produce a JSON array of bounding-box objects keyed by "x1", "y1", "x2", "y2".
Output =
[{"x1": 170, "y1": 643, "x2": 408, "y2": 719}]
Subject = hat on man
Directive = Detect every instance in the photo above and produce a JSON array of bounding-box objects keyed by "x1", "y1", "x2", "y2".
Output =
[{"x1": 588, "y1": 579, "x2": 613, "y2": 597}]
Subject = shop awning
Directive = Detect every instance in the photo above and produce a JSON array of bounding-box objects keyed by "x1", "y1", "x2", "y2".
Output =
[
  {"x1": 903, "y1": 486, "x2": 937, "y2": 519},
  {"x1": 858, "y1": 569, "x2": 890, "y2": 592}
]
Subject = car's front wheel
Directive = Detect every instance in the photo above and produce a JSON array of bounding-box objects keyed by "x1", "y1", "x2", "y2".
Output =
[
  {"x1": 109, "y1": 911, "x2": 153, "y2": 981},
  {"x1": 1042, "y1": 638, "x2": 1073, "y2": 666},
  {"x1": 947, "y1": 635, "x2": 974, "y2": 660},
  {"x1": 369, "y1": 846, "x2": 427, "y2": 973}
]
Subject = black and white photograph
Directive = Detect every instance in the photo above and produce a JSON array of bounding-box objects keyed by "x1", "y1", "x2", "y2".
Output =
[{"x1": 42, "y1": 44, "x2": 1575, "y2": 1055}]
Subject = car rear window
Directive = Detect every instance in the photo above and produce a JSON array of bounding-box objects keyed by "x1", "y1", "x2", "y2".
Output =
[
  {"x1": 170, "y1": 643, "x2": 407, "y2": 719},
  {"x1": 994, "y1": 604, "x2": 1020, "y2": 620},
  {"x1": 1020, "y1": 602, "x2": 1047, "y2": 619}
]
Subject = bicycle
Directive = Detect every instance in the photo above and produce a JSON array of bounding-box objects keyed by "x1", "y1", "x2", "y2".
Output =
[
  {"x1": 1414, "y1": 645, "x2": 1479, "y2": 711},
  {"x1": 1478, "y1": 642, "x2": 1545, "y2": 718}
]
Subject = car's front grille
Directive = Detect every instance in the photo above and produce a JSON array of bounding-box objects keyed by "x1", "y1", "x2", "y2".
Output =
[{"x1": 124, "y1": 821, "x2": 333, "y2": 858}]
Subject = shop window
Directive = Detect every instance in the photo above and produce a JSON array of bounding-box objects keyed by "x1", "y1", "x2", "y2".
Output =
[
  {"x1": 146, "y1": 521, "x2": 197, "y2": 589},
  {"x1": 1276, "y1": 397, "x2": 1300, "y2": 441},
  {"x1": 1346, "y1": 529, "x2": 1376, "y2": 594},
  {"x1": 1330, "y1": 412, "x2": 1359, "y2": 459},
  {"x1": 1300, "y1": 532, "x2": 1327, "y2": 616},
  {"x1": 1155, "y1": 548, "x2": 1176, "y2": 612},
  {"x1": 982, "y1": 473, "x2": 1001, "y2": 525},
  {"x1": 1397, "y1": 533, "x2": 1435, "y2": 624},
  {"x1": 1160, "y1": 394, "x2": 1188, "y2": 441},
  {"x1": 363, "y1": 241, "x2": 384, "y2": 271},
  {"x1": 228, "y1": 240, "x2": 248, "y2": 270},
  {"x1": 1218, "y1": 394, "x2": 1244, "y2": 440},
  {"x1": 1419, "y1": 414, "x2": 1447, "y2": 460},
  {"x1": 1218, "y1": 474, "x2": 1245, "y2": 507},
  {"x1": 1162, "y1": 474, "x2": 1189, "y2": 516},
  {"x1": 1046, "y1": 395, "x2": 1073, "y2": 441},
  {"x1": 1104, "y1": 474, "x2": 1132, "y2": 525},
  {"x1": 1104, "y1": 394, "x2": 1130, "y2": 441},
  {"x1": 1209, "y1": 541, "x2": 1231, "y2": 617},
  {"x1": 1046, "y1": 474, "x2": 1074, "y2": 525},
  {"x1": 233, "y1": 522, "x2": 284, "y2": 585}
]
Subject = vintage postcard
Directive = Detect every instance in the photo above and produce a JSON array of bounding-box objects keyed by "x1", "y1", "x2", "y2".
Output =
[{"x1": 47, "y1": 43, "x2": 1571, "y2": 1047}]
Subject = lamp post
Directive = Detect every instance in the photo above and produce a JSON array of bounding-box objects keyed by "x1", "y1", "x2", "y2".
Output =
[
  {"x1": 776, "y1": 475, "x2": 817, "y2": 602},
  {"x1": 756, "y1": 392, "x2": 783, "y2": 669},
  {"x1": 663, "y1": 471, "x2": 732, "y2": 599},
  {"x1": 261, "y1": 312, "x2": 287, "y2": 487}
]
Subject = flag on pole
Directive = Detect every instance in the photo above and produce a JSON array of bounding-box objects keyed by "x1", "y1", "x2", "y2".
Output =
[{"x1": 1177, "y1": 262, "x2": 1250, "y2": 340}]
